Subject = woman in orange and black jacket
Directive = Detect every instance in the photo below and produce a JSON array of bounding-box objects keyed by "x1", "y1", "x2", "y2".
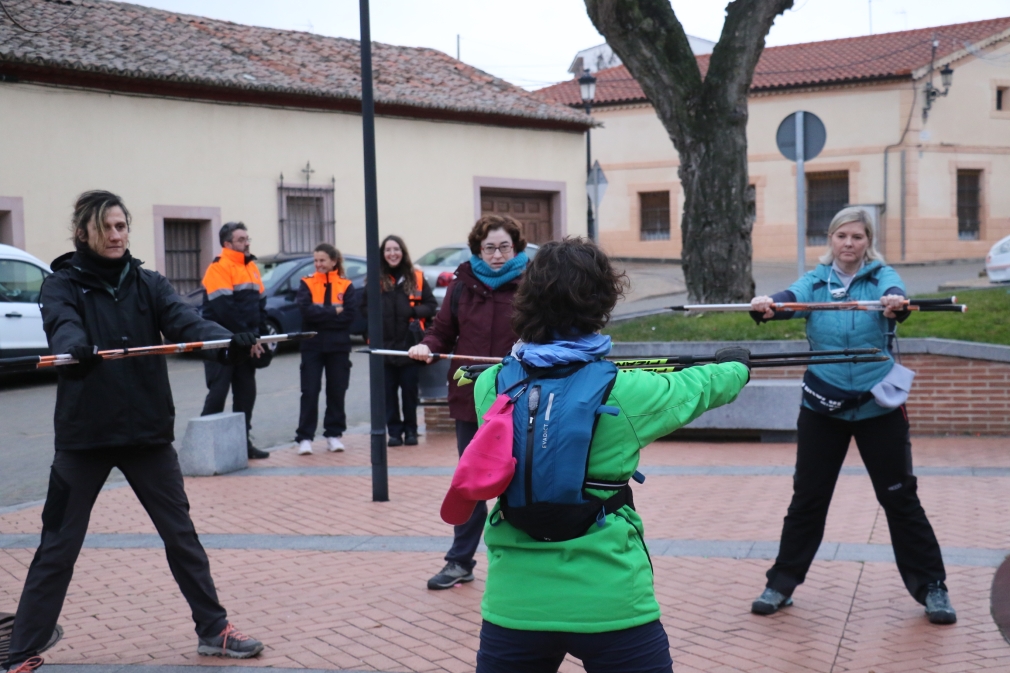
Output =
[
  {"x1": 294, "y1": 243, "x2": 358, "y2": 455},
  {"x1": 360, "y1": 235, "x2": 437, "y2": 446}
]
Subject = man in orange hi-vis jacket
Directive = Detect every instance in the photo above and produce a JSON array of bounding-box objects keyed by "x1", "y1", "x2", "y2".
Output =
[{"x1": 200, "y1": 222, "x2": 270, "y2": 459}]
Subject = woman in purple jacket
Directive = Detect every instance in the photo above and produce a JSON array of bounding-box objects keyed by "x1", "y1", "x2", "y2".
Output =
[{"x1": 408, "y1": 214, "x2": 529, "y2": 590}]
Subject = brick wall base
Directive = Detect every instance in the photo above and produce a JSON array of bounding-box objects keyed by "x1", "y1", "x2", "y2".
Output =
[
  {"x1": 421, "y1": 405, "x2": 455, "y2": 434},
  {"x1": 750, "y1": 354, "x2": 1010, "y2": 435}
]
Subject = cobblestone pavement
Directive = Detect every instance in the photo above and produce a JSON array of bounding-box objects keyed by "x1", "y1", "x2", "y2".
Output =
[{"x1": 2, "y1": 434, "x2": 1009, "y2": 673}]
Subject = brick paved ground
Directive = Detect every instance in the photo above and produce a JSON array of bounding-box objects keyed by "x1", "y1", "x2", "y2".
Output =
[{"x1": 2, "y1": 433, "x2": 1008, "y2": 672}]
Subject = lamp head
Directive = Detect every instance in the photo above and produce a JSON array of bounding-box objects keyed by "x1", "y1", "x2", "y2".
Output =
[
  {"x1": 579, "y1": 68, "x2": 597, "y2": 104},
  {"x1": 940, "y1": 64, "x2": 953, "y2": 89}
]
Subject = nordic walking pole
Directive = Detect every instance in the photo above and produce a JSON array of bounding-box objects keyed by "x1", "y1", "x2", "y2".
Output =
[
  {"x1": 669, "y1": 298, "x2": 965, "y2": 313},
  {"x1": 0, "y1": 332, "x2": 317, "y2": 371},
  {"x1": 610, "y1": 348, "x2": 881, "y2": 368},
  {"x1": 357, "y1": 348, "x2": 503, "y2": 363},
  {"x1": 453, "y1": 354, "x2": 891, "y2": 386}
]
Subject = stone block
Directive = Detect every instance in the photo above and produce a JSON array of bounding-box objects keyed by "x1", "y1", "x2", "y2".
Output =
[{"x1": 177, "y1": 412, "x2": 247, "y2": 476}]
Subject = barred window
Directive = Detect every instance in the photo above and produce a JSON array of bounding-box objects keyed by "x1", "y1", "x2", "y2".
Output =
[
  {"x1": 639, "y1": 191, "x2": 670, "y2": 241},
  {"x1": 807, "y1": 171, "x2": 849, "y2": 245},
  {"x1": 164, "y1": 220, "x2": 203, "y2": 294},
  {"x1": 957, "y1": 170, "x2": 981, "y2": 241},
  {"x1": 278, "y1": 179, "x2": 335, "y2": 253}
]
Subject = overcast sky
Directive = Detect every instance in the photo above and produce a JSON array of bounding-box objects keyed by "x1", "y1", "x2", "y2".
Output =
[{"x1": 130, "y1": 0, "x2": 1010, "y2": 89}]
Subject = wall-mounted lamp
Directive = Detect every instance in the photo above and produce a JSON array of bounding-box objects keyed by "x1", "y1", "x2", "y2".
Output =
[{"x1": 922, "y1": 39, "x2": 954, "y2": 121}]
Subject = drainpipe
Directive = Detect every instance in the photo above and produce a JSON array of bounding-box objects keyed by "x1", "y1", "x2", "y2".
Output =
[{"x1": 900, "y1": 150, "x2": 906, "y2": 261}]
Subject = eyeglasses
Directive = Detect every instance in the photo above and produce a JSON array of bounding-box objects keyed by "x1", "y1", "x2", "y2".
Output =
[{"x1": 481, "y1": 242, "x2": 513, "y2": 255}]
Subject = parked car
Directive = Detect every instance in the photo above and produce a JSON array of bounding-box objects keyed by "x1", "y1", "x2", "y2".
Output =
[
  {"x1": 415, "y1": 242, "x2": 539, "y2": 306},
  {"x1": 0, "y1": 244, "x2": 51, "y2": 360},
  {"x1": 184, "y1": 252, "x2": 368, "y2": 347},
  {"x1": 985, "y1": 234, "x2": 1010, "y2": 283}
]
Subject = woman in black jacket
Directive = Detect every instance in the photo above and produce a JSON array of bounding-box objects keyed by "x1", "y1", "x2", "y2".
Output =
[
  {"x1": 3, "y1": 191, "x2": 263, "y2": 673},
  {"x1": 294, "y1": 243, "x2": 358, "y2": 454},
  {"x1": 361, "y1": 235, "x2": 436, "y2": 446}
]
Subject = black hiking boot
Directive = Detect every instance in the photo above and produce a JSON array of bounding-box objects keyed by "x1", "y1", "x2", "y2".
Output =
[
  {"x1": 751, "y1": 587, "x2": 793, "y2": 615},
  {"x1": 427, "y1": 562, "x2": 474, "y2": 590},
  {"x1": 924, "y1": 583, "x2": 957, "y2": 624}
]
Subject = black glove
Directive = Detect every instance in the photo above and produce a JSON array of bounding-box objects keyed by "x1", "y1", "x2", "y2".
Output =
[
  {"x1": 61, "y1": 344, "x2": 103, "y2": 379},
  {"x1": 227, "y1": 332, "x2": 258, "y2": 364},
  {"x1": 714, "y1": 347, "x2": 751, "y2": 369}
]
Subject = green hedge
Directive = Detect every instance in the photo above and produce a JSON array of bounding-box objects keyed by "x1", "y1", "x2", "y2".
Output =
[{"x1": 605, "y1": 288, "x2": 1010, "y2": 345}]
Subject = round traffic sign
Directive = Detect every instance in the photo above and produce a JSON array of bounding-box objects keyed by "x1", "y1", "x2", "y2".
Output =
[{"x1": 776, "y1": 111, "x2": 826, "y2": 162}]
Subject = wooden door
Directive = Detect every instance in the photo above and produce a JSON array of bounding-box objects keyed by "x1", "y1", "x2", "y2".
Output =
[{"x1": 480, "y1": 190, "x2": 553, "y2": 244}]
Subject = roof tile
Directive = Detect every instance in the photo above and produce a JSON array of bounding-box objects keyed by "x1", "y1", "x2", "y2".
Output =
[
  {"x1": 537, "y1": 16, "x2": 1010, "y2": 106},
  {"x1": 0, "y1": 0, "x2": 588, "y2": 127}
]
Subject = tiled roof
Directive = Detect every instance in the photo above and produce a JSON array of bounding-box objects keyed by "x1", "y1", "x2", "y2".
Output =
[
  {"x1": 0, "y1": 0, "x2": 590, "y2": 130},
  {"x1": 537, "y1": 17, "x2": 1010, "y2": 107}
]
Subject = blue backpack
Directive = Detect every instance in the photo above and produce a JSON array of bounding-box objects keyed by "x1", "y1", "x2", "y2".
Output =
[{"x1": 493, "y1": 355, "x2": 642, "y2": 542}]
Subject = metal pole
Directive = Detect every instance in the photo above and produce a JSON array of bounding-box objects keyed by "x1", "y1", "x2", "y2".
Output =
[
  {"x1": 359, "y1": 0, "x2": 388, "y2": 502},
  {"x1": 795, "y1": 111, "x2": 806, "y2": 279},
  {"x1": 586, "y1": 103, "x2": 595, "y2": 242}
]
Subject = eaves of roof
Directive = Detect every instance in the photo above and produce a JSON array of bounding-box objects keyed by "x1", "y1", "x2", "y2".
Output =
[{"x1": 0, "y1": 60, "x2": 591, "y2": 132}]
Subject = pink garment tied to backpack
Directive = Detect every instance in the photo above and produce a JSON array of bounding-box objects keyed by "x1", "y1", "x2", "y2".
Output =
[{"x1": 440, "y1": 393, "x2": 517, "y2": 525}]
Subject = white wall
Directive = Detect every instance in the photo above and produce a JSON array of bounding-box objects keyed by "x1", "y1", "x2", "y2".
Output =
[{"x1": 0, "y1": 82, "x2": 585, "y2": 267}]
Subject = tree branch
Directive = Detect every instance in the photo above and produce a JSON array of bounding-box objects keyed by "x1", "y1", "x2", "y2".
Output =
[
  {"x1": 704, "y1": 0, "x2": 793, "y2": 112},
  {"x1": 585, "y1": 0, "x2": 703, "y2": 149}
]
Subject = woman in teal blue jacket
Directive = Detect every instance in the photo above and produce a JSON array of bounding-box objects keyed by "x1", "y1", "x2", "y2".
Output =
[{"x1": 748, "y1": 207, "x2": 956, "y2": 625}]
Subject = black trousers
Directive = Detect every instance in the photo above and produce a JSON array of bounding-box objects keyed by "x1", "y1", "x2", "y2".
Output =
[
  {"x1": 5, "y1": 445, "x2": 227, "y2": 667},
  {"x1": 296, "y1": 350, "x2": 351, "y2": 442},
  {"x1": 201, "y1": 359, "x2": 256, "y2": 436},
  {"x1": 444, "y1": 421, "x2": 485, "y2": 571},
  {"x1": 384, "y1": 362, "x2": 419, "y2": 439},
  {"x1": 766, "y1": 406, "x2": 946, "y2": 604},
  {"x1": 477, "y1": 619, "x2": 672, "y2": 673}
]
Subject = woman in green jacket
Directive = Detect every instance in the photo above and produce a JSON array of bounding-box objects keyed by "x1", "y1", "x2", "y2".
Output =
[{"x1": 469, "y1": 238, "x2": 750, "y2": 673}]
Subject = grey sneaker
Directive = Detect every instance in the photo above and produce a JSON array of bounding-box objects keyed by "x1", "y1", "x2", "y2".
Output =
[
  {"x1": 751, "y1": 587, "x2": 793, "y2": 615},
  {"x1": 427, "y1": 562, "x2": 475, "y2": 590},
  {"x1": 924, "y1": 584, "x2": 957, "y2": 624},
  {"x1": 197, "y1": 623, "x2": 264, "y2": 658}
]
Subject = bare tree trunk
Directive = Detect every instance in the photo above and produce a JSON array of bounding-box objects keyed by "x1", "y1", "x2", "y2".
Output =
[{"x1": 585, "y1": 0, "x2": 792, "y2": 302}]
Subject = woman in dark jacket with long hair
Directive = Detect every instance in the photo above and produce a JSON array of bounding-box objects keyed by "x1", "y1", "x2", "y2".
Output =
[
  {"x1": 408, "y1": 215, "x2": 529, "y2": 590},
  {"x1": 294, "y1": 243, "x2": 357, "y2": 455},
  {"x1": 361, "y1": 235, "x2": 437, "y2": 446},
  {"x1": 4, "y1": 191, "x2": 263, "y2": 673}
]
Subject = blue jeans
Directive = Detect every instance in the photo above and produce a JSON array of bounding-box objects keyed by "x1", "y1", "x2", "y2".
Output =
[
  {"x1": 476, "y1": 619, "x2": 673, "y2": 673},
  {"x1": 444, "y1": 420, "x2": 484, "y2": 570}
]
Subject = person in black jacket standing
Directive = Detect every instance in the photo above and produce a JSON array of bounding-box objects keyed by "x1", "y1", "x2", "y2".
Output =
[
  {"x1": 2, "y1": 192, "x2": 263, "y2": 673},
  {"x1": 360, "y1": 235, "x2": 436, "y2": 446}
]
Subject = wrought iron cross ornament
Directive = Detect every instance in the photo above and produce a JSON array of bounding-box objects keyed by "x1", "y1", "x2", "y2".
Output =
[{"x1": 301, "y1": 161, "x2": 315, "y2": 187}]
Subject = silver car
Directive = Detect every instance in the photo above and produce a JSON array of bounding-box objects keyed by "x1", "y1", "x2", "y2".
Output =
[{"x1": 415, "y1": 242, "x2": 539, "y2": 307}]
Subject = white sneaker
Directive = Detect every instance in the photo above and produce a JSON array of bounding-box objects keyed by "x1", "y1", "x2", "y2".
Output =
[
  {"x1": 297, "y1": 439, "x2": 313, "y2": 455},
  {"x1": 326, "y1": 436, "x2": 345, "y2": 452}
]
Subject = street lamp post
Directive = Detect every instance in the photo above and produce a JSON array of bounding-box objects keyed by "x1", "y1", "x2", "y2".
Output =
[{"x1": 579, "y1": 68, "x2": 597, "y2": 241}]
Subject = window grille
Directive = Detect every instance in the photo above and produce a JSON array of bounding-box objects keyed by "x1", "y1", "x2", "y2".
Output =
[
  {"x1": 806, "y1": 171, "x2": 849, "y2": 245},
  {"x1": 639, "y1": 191, "x2": 671, "y2": 241},
  {"x1": 164, "y1": 220, "x2": 202, "y2": 294},
  {"x1": 278, "y1": 178, "x2": 335, "y2": 253},
  {"x1": 957, "y1": 170, "x2": 981, "y2": 241}
]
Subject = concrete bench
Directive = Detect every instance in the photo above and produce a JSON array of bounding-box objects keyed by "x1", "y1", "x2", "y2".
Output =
[
  {"x1": 177, "y1": 412, "x2": 248, "y2": 476},
  {"x1": 675, "y1": 379, "x2": 802, "y2": 442}
]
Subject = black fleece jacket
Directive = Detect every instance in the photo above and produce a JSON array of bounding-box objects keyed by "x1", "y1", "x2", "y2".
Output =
[{"x1": 42, "y1": 251, "x2": 232, "y2": 451}]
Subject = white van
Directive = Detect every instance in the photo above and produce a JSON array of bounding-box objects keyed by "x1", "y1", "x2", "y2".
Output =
[{"x1": 0, "y1": 243, "x2": 52, "y2": 359}]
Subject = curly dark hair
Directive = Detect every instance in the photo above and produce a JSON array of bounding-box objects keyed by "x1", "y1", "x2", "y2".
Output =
[
  {"x1": 467, "y1": 215, "x2": 527, "y2": 255},
  {"x1": 511, "y1": 238, "x2": 626, "y2": 344}
]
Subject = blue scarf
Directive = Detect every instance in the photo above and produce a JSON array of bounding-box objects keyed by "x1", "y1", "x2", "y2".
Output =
[
  {"x1": 470, "y1": 252, "x2": 528, "y2": 289},
  {"x1": 514, "y1": 332, "x2": 612, "y2": 368}
]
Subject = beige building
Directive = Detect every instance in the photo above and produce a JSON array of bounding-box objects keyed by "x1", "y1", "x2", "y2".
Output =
[
  {"x1": 539, "y1": 18, "x2": 1010, "y2": 264},
  {"x1": 0, "y1": 0, "x2": 588, "y2": 290}
]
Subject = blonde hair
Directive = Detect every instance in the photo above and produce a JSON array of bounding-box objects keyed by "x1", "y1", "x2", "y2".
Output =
[{"x1": 818, "y1": 207, "x2": 885, "y2": 265}]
